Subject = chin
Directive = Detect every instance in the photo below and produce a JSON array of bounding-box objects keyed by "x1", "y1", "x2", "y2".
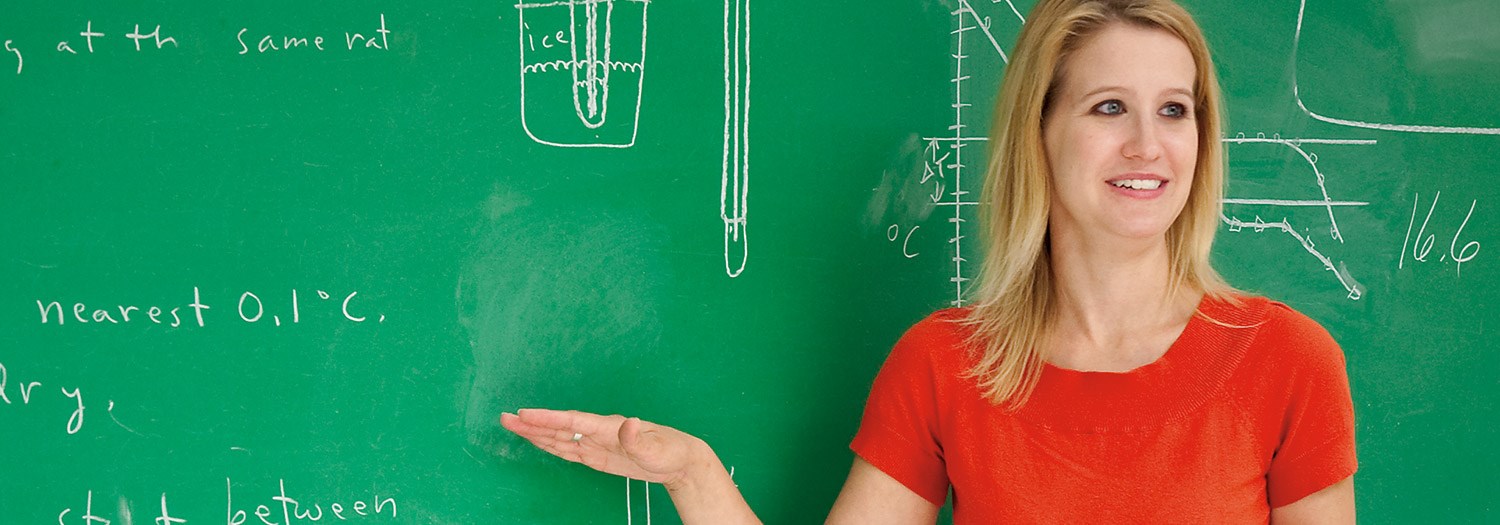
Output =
[{"x1": 1109, "y1": 220, "x2": 1177, "y2": 243}]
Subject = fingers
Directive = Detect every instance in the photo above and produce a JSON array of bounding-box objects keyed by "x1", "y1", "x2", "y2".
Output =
[
  {"x1": 502, "y1": 415, "x2": 595, "y2": 464},
  {"x1": 510, "y1": 408, "x2": 626, "y2": 439},
  {"x1": 502, "y1": 410, "x2": 623, "y2": 450},
  {"x1": 511, "y1": 423, "x2": 626, "y2": 476},
  {"x1": 499, "y1": 412, "x2": 562, "y2": 442},
  {"x1": 498, "y1": 410, "x2": 684, "y2": 484},
  {"x1": 523, "y1": 434, "x2": 585, "y2": 464}
]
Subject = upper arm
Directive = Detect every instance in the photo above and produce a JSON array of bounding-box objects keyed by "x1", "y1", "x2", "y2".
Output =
[
  {"x1": 1264, "y1": 306, "x2": 1358, "y2": 507},
  {"x1": 826, "y1": 457, "x2": 940, "y2": 525},
  {"x1": 1269, "y1": 475, "x2": 1354, "y2": 524}
]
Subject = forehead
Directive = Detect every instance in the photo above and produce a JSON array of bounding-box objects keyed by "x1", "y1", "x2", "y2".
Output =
[{"x1": 1057, "y1": 23, "x2": 1196, "y2": 97}]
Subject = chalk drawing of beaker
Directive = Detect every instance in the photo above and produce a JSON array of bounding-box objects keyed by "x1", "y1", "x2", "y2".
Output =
[{"x1": 517, "y1": 0, "x2": 650, "y2": 148}]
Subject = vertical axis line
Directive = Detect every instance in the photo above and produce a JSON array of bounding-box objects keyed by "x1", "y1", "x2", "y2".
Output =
[{"x1": 950, "y1": 13, "x2": 969, "y2": 307}]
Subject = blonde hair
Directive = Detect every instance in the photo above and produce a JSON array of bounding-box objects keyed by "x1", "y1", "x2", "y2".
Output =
[{"x1": 962, "y1": 0, "x2": 1237, "y2": 409}]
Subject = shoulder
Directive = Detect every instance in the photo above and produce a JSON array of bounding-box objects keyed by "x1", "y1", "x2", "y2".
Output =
[
  {"x1": 900, "y1": 308, "x2": 971, "y2": 343},
  {"x1": 883, "y1": 308, "x2": 975, "y2": 375},
  {"x1": 1200, "y1": 292, "x2": 1344, "y2": 365},
  {"x1": 1222, "y1": 296, "x2": 1352, "y2": 419},
  {"x1": 1243, "y1": 299, "x2": 1359, "y2": 505},
  {"x1": 1251, "y1": 299, "x2": 1347, "y2": 373},
  {"x1": 1198, "y1": 293, "x2": 1350, "y2": 395}
]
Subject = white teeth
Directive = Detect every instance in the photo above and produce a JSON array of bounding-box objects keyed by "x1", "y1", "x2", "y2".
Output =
[{"x1": 1110, "y1": 179, "x2": 1163, "y2": 190}]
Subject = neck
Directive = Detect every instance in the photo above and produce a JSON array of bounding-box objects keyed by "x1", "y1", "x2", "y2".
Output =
[{"x1": 1045, "y1": 229, "x2": 1202, "y2": 371}]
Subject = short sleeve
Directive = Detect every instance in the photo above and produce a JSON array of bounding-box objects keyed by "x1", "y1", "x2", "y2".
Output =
[
  {"x1": 849, "y1": 313, "x2": 954, "y2": 507},
  {"x1": 1265, "y1": 307, "x2": 1358, "y2": 508}
]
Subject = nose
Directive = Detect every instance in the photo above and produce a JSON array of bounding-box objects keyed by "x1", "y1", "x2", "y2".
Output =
[{"x1": 1121, "y1": 114, "x2": 1164, "y2": 161}]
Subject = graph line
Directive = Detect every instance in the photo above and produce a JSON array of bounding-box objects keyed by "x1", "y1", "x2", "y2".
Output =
[
  {"x1": 1291, "y1": 0, "x2": 1500, "y2": 135},
  {"x1": 1222, "y1": 214, "x2": 1364, "y2": 300},
  {"x1": 1221, "y1": 133, "x2": 1372, "y2": 243}
]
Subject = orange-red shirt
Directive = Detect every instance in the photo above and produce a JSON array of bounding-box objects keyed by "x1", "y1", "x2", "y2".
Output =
[{"x1": 851, "y1": 294, "x2": 1356, "y2": 523}]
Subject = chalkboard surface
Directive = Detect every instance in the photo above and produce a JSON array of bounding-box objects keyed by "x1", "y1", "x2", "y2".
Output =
[{"x1": 2, "y1": 0, "x2": 1495, "y2": 523}]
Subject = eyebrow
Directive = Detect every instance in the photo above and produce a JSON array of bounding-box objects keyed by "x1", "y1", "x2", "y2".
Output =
[{"x1": 1080, "y1": 86, "x2": 1195, "y2": 99}]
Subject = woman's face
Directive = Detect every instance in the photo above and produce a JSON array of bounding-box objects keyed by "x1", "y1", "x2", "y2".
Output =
[{"x1": 1042, "y1": 24, "x2": 1199, "y2": 247}]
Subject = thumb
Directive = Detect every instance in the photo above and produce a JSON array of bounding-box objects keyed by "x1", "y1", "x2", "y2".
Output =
[{"x1": 618, "y1": 417, "x2": 663, "y2": 463}]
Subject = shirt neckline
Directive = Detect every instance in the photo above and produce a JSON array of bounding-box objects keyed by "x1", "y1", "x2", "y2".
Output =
[
  {"x1": 1014, "y1": 293, "x2": 1268, "y2": 432},
  {"x1": 1041, "y1": 292, "x2": 1210, "y2": 378}
]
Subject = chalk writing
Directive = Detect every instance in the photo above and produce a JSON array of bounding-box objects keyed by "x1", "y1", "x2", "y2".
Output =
[
  {"x1": 39, "y1": 20, "x2": 178, "y2": 59},
  {"x1": 0, "y1": 360, "x2": 120, "y2": 435},
  {"x1": 227, "y1": 478, "x2": 396, "y2": 524},
  {"x1": 72, "y1": 21, "x2": 104, "y2": 53},
  {"x1": 4, "y1": 16, "x2": 393, "y2": 74},
  {"x1": 34, "y1": 287, "x2": 385, "y2": 327},
  {"x1": 4, "y1": 39, "x2": 20, "y2": 74},
  {"x1": 237, "y1": 14, "x2": 391, "y2": 55},
  {"x1": 125, "y1": 24, "x2": 178, "y2": 51},
  {"x1": 1221, "y1": 214, "x2": 1365, "y2": 300},
  {"x1": 886, "y1": 224, "x2": 920, "y2": 259},
  {"x1": 56, "y1": 479, "x2": 398, "y2": 525},
  {"x1": 1400, "y1": 192, "x2": 1481, "y2": 277}
]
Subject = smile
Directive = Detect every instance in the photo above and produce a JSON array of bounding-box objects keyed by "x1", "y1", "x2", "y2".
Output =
[{"x1": 1108, "y1": 179, "x2": 1164, "y2": 190}]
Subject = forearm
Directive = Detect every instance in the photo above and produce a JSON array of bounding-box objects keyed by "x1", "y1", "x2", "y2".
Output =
[{"x1": 663, "y1": 438, "x2": 762, "y2": 525}]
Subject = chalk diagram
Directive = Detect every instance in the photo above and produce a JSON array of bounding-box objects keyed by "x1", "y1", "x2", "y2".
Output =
[
  {"x1": 723, "y1": 0, "x2": 751, "y2": 277},
  {"x1": 1289, "y1": 0, "x2": 1500, "y2": 136},
  {"x1": 626, "y1": 478, "x2": 652, "y2": 524},
  {"x1": 1219, "y1": 134, "x2": 1374, "y2": 300},
  {"x1": 906, "y1": 0, "x2": 1023, "y2": 307},
  {"x1": 1218, "y1": 0, "x2": 1499, "y2": 299},
  {"x1": 515, "y1": 0, "x2": 749, "y2": 277},
  {"x1": 517, "y1": 0, "x2": 651, "y2": 148}
]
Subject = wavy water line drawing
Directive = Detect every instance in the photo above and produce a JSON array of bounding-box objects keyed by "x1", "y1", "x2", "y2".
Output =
[
  {"x1": 1291, "y1": 0, "x2": 1500, "y2": 135},
  {"x1": 523, "y1": 59, "x2": 644, "y2": 74},
  {"x1": 517, "y1": 0, "x2": 651, "y2": 148},
  {"x1": 722, "y1": 0, "x2": 750, "y2": 277}
]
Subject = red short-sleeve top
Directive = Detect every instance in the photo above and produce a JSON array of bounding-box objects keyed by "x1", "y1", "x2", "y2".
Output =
[{"x1": 850, "y1": 294, "x2": 1357, "y2": 523}]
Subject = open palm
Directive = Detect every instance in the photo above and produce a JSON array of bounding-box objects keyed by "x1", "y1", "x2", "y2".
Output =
[{"x1": 500, "y1": 408, "x2": 703, "y2": 486}]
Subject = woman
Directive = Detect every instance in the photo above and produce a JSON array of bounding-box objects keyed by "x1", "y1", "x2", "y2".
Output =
[{"x1": 501, "y1": 0, "x2": 1357, "y2": 522}]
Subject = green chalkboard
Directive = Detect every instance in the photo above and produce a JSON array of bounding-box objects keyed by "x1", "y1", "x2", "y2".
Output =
[{"x1": 1, "y1": 0, "x2": 1495, "y2": 523}]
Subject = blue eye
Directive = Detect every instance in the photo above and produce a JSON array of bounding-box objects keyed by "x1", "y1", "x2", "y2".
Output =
[
  {"x1": 1094, "y1": 100, "x2": 1125, "y2": 115},
  {"x1": 1160, "y1": 102, "x2": 1190, "y2": 118}
]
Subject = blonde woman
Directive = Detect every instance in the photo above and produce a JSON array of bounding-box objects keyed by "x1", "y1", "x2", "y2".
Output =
[{"x1": 501, "y1": 0, "x2": 1356, "y2": 522}]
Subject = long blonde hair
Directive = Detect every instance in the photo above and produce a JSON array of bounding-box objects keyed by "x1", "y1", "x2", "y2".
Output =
[{"x1": 962, "y1": 0, "x2": 1236, "y2": 409}]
